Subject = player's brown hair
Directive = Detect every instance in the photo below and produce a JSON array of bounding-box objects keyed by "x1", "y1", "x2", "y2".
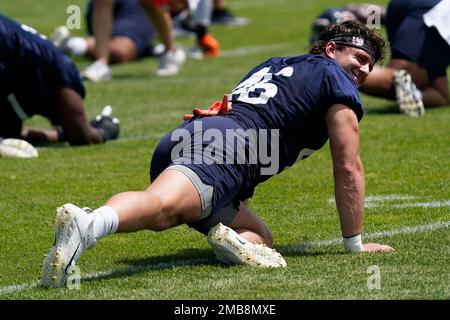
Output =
[{"x1": 309, "y1": 20, "x2": 386, "y2": 63}]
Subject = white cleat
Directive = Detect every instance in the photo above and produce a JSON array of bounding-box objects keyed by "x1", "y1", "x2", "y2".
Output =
[
  {"x1": 393, "y1": 70, "x2": 425, "y2": 117},
  {"x1": 155, "y1": 47, "x2": 186, "y2": 77},
  {"x1": 0, "y1": 138, "x2": 38, "y2": 158},
  {"x1": 41, "y1": 204, "x2": 96, "y2": 288},
  {"x1": 207, "y1": 223, "x2": 287, "y2": 268},
  {"x1": 81, "y1": 60, "x2": 112, "y2": 83}
]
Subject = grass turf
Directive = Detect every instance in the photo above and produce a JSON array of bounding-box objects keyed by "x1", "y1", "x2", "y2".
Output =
[{"x1": 0, "y1": 0, "x2": 449, "y2": 300}]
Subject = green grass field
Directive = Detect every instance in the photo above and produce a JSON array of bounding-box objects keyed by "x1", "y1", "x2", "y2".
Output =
[{"x1": 0, "y1": 0, "x2": 449, "y2": 300}]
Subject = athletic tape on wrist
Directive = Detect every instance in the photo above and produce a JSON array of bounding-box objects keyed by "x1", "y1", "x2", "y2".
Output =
[{"x1": 343, "y1": 234, "x2": 363, "y2": 252}]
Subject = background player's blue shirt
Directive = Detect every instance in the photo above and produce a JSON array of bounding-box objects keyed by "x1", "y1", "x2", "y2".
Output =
[
  {"x1": 228, "y1": 54, "x2": 363, "y2": 178},
  {"x1": 86, "y1": 0, "x2": 155, "y2": 57},
  {"x1": 0, "y1": 15, "x2": 84, "y2": 123}
]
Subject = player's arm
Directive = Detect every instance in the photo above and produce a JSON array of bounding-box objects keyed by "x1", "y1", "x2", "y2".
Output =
[
  {"x1": 21, "y1": 127, "x2": 59, "y2": 143},
  {"x1": 325, "y1": 104, "x2": 393, "y2": 253}
]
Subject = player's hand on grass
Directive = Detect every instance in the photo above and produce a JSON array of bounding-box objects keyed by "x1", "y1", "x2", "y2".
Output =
[
  {"x1": 90, "y1": 106, "x2": 120, "y2": 141},
  {"x1": 362, "y1": 243, "x2": 394, "y2": 252}
]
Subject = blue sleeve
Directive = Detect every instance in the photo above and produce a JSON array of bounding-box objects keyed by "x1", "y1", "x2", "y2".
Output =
[{"x1": 321, "y1": 68, "x2": 364, "y2": 121}]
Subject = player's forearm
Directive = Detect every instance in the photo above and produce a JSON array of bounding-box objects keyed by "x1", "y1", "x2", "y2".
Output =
[
  {"x1": 333, "y1": 156, "x2": 365, "y2": 238},
  {"x1": 21, "y1": 127, "x2": 59, "y2": 143}
]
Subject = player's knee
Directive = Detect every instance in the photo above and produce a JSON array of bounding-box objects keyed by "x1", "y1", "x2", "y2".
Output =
[
  {"x1": 110, "y1": 39, "x2": 136, "y2": 63},
  {"x1": 143, "y1": 191, "x2": 179, "y2": 231},
  {"x1": 110, "y1": 48, "x2": 134, "y2": 64}
]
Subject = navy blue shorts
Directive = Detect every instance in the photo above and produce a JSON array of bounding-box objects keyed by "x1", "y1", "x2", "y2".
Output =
[
  {"x1": 86, "y1": 0, "x2": 155, "y2": 58},
  {"x1": 386, "y1": 0, "x2": 450, "y2": 81},
  {"x1": 150, "y1": 116, "x2": 262, "y2": 233}
]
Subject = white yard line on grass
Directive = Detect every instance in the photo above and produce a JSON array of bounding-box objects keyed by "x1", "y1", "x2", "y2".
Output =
[
  {"x1": 285, "y1": 220, "x2": 450, "y2": 253},
  {"x1": 1, "y1": 220, "x2": 449, "y2": 296},
  {"x1": 365, "y1": 195, "x2": 418, "y2": 202},
  {"x1": 392, "y1": 200, "x2": 450, "y2": 208},
  {"x1": 0, "y1": 282, "x2": 40, "y2": 295},
  {"x1": 328, "y1": 194, "x2": 417, "y2": 203},
  {"x1": 0, "y1": 258, "x2": 210, "y2": 296},
  {"x1": 328, "y1": 195, "x2": 450, "y2": 209},
  {"x1": 367, "y1": 199, "x2": 450, "y2": 209}
]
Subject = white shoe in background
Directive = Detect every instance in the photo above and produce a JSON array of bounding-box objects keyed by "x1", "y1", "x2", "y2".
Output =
[
  {"x1": 82, "y1": 60, "x2": 112, "y2": 83},
  {"x1": 393, "y1": 70, "x2": 425, "y2": 117},
  {"x1": 155, "y1": 47, "x2": 186, "y2": 77}
]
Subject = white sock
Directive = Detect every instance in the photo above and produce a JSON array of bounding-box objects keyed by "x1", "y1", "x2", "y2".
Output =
[
  {"x1": 92, "y1": 206, "x2": 119, "y2": 240},
  {"x1": 66, "y1": 37, "x2": 88, "y2": 56},
  {"x1": 415, "y1": 88, "x2": 423, "y2": 100}
]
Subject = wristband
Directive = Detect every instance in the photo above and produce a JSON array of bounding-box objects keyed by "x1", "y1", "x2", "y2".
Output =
[{"x1": 343, "y1": 234, "x2": 363, "y2": 252}]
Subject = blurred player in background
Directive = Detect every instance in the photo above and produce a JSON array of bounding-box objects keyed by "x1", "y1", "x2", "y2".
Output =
[
  {"x1": 77, "y1": 0, "x2": 184, "y2": 81},
  {"x1": 79, "y1": 0, "x2": 220, "y2": 81},
  {"x1": 41, "y1": 20, "x2": 393, "y2": 288},
  {"x1": 0, "y1": 15, "x2": 119, "y2": 149},
  {"x1": 310, "y1": 3, "x2": 386, "y2": 43},
  {"x1": 359, "y1": 0, "x2": 450, "y2": 116},
  {"x1": 168, "y1": 0, "x2": 221, "y2": 59},
  {"x1": 51, "y1": 0, "x2": 157, "y2": 67},
  {"x1": 312, "y1": 1, "x2": 450, "y2": 116},
  {"x1": 211, "y1": 0, "x2": 249, "y2": 26}
]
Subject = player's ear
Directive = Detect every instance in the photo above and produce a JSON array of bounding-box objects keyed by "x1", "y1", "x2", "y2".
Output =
[{"x1": 325, "y1": 41, "x2": 337, "y2": 59}]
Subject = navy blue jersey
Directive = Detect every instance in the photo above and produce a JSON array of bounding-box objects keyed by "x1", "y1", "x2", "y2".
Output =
[
  {"x1": 150, "y1": 54, "x2": 363, "y2": 216},
  {"x1": 228, "y1": 54, "x2": 363, "y2": 177},
  {"x1": 0, "y1": 15, "x2": 85, "y2": 125}
]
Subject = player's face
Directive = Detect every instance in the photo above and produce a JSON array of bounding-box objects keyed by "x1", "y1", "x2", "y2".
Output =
[{"x1": 333, "y1": 46, "x2": 374, "y2": 86}]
